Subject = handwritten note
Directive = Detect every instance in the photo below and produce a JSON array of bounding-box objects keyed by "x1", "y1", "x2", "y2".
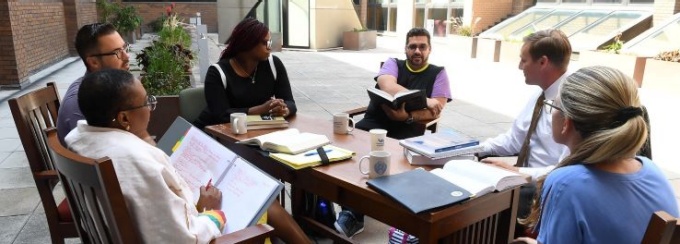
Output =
[
  {"x1": 168, "y1": 126, "x2": 281, "y2": 234},
  {"x1": 170, "y1": 127, "x2": 237, "y2": 201},
  {"x1": 217, "y1": 158, "x2": 281, "y2": 234}
]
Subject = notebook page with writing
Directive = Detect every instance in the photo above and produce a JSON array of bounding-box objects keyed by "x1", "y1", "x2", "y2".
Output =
[
  {"x1": 170, "y1": 127, "x2": 236, "y2": 201},
  {"x1": 216, "y1": 157, "x2": 282, "y2": 234}
]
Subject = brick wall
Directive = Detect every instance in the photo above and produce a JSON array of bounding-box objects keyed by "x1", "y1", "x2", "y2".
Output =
[
  {"x1": 124, "y1": 2, "x2": 218, "y2": 34},
  {"x1": 472, "y1": 0, "x2": 514, "y2": 33},
  {"x1": 0, "y1": 1, "x2": 19, "y2": 86},
  {"x1": 512, "y1": 0, "x2": 534, "y2": 15},
  {"x1": 64, "y1": 0, "x2": 98, "y2": 54},
  {"x1": 1, "y1": 0, "x2": 69, "y2": 87},
  {"x1": 653, "y1": 0, "x2": 680, "y2": 26}
]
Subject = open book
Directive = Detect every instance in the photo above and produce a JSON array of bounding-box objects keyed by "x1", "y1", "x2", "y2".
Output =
[
  {"x1": 367, "y1": 87, "x2": 427, "y2": 112},
  {"x1": 237, "y1": 128, "x2": 331, "y2": 154},
  {"x1": 269, "y1": 145, "x2": 355, "y2": 170},
  {"x1": 430, "y1": 159, "x2": 528, "y2": 197},
  {"x1": 158, "y1": 117, "x2": 283, "y2": 234}
]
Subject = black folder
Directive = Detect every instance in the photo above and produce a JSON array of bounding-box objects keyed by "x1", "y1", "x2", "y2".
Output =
[{"x1": 366, "y1": 169, "x2": 472, "y2": 214}]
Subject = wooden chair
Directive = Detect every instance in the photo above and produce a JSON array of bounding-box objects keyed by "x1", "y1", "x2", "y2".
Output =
[
  {"x1": 641, "y1": 211, "x2": 678, "y2": 244},
  {"x1": 8, "y1": 82, "x2": 78, "y2": 243},
  {"x1": 44, "y1": 128, "x2": 274, "y2": 243}
]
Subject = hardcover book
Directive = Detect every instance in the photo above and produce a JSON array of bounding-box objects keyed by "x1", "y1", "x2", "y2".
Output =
[
  {"x1": 403, "y1": 149, "x2": 476, "y2": 166},
  {"x1": 399, "y1": 130, "x2": 482, "y2": 158},
  {"x1": 366, "y1": 169, "x2": 472, "y2": 214},
  {"x1": 367, "y1": 87, "x2": 427, "y2": 112},
  {"x1": 246, "y1": 115, "x2": 289, "y2": 130}
]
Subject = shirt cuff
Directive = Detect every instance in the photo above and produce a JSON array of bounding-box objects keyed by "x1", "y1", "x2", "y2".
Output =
[{"x1": 518, "y1": 166, "x2": 556, "y2": 182}]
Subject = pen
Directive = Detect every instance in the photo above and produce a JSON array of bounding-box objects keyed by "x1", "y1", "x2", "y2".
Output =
[
  {"x1": 304, "y1": 149, "x2": 333, "y2": 157},
  {"x1": 206, "y1": 178, "x2": 212, "y2": 190}
]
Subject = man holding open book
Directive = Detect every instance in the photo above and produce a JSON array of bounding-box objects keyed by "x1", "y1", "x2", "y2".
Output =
[
  {"x1": 354, "y1": 27, "x2": 452, "y2": 140},
  {"x1": 336, "y1": 27, "x2": 452, "y2": 239}
]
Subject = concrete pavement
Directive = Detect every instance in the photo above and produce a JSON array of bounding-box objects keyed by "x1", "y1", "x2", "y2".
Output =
[{"x1": 0, "y1": 33, "x2": 678, "y2": 243}]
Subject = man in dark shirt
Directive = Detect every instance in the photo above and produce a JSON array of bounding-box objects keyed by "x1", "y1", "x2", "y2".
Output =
[
  {"x1": 335, "y1": 27, "x2": 452, "y2": 238},
  {"x1": 355, "y1": 28, "x2": 452, "y2": 140},
  {"x1": 56, "y1": 23, "x2": 132, "y2": 145}
]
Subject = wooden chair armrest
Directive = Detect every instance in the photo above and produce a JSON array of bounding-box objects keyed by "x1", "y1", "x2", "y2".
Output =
[
  {"x1": 344, "y1": 106, "x2": 368, "y2": 118},
  {"x1": 212, "y1": 224, "x2": 274, "y2": 244},
  {"x1": 34, "y1": 169, "x2": 59, "y2": 180}
]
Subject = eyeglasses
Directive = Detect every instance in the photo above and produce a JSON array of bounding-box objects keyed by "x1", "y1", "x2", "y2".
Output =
[
  {"x1": 121, "y1": 95, "x2": 157, "y2": 112},
  {"x1": 407, "y1": 44, "x2": 428, "y2": 51},
  {"x1": 262, "y1": 39, "x2": 272, "y2": 49},
  {"x1": 543, "y1": 99, "x2": 562, "y2": 114},
  {"x1": 90, "y1": 42, "x2": 130, "y2": 60}
]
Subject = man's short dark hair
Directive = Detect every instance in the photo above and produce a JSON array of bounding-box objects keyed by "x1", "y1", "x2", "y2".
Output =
[
  {"x1": 75, "y1": 23, "x2": 118, "y2": 70},
  {"x1": 78, "y1": 69, "x2": 135, "y2": 127},
  {"x1": 405, "y1": 27, "x2": 431, "y2": 46},
  {"x1": 523, "y1": 29, "x2": 572, "y2": 70}
]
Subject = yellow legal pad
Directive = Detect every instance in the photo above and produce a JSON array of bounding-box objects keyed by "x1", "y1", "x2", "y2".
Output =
[{"x1": 269, "y1": 145, "x2": 355, "y2": 170}]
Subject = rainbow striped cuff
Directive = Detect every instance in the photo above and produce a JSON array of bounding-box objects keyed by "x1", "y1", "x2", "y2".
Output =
[{"x1": 200, "y1": 210, "x2": 226, "y2": 231}]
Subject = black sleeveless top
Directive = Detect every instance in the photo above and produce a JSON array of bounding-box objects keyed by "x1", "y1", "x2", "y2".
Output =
[{"x1": 358, "y1": 59, "x2": 443, "y2": 139}]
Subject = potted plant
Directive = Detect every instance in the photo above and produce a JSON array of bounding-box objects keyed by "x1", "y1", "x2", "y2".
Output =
[
  {"x1": 642, "y1": 49, "x2": 680, "y2": 91},
  {"x1": 579, "y1": 34, "x2": 646, "y2": 87},
  {"x1": 448, "y1": 17, "x2": 477, "y2": 59},
  {"x1": 96, "y1": 0, "x2": 142, "y2": 43},
  {"x1": 343, "y1": 27, "x2": 377, "y2": 51},
  {"x1": 136, "y1": 14, "x2": 194, "y2": 138}
]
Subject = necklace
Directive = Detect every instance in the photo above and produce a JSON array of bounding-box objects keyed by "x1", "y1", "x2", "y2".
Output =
[{"x1": 232, "y1": 59, "x2": 258, "y2": 84}]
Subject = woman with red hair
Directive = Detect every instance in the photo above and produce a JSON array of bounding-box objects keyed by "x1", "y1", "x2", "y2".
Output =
[{"x1": 196, "y1": 18, "x2": 296, "y2": 128}]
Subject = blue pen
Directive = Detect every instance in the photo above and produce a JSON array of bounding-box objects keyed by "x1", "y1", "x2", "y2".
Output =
[{"x1": 304, "y1": 149, "x2": 333, "y2": 157}]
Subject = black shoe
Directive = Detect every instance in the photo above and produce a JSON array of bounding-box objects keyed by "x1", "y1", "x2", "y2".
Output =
[{"x1": 334, "y1": 210, "x2": 365, "y2": 238}]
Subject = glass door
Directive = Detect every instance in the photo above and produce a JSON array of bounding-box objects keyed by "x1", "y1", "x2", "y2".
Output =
[{"x1": 283, "y1": 0, "x2": 310, "y2": 48}]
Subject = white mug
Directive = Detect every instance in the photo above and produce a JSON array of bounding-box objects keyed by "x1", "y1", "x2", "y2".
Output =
[
  {"x1": 369, "y1": 129, "x2": 387, "y2": 151},
  {"x1": 230, "y1": 113, "x2": 247, "y2": 134},
  {"x1": 333, "y1": 112, "x2": 355, "y2": 135},
  {"x1": 359, "y1": 151, "x2": 391, "y2": 179}
]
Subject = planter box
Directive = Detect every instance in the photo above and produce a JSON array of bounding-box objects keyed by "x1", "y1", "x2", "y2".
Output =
[
  {"x1": 642, "y1": 59, "x2": 680, "y2": 93},
  {"x1": 343, "y1": 30, "x2": 377, "y2": 51},
  {"x1": 499, "y1": 41, "x2": 523, "y2": 65},
  {"x1": 148, "y1": 95, "x2": 180, "y2": 140},
  {"x1": 448, "y1": 35, "x2": 475, "y2": 59},
  {"x1": 473, "y1": 37, "x2": 501, "y2": 62},
  {"x1": 579, "y1": 51, "x2": 646, "y2": 87}
]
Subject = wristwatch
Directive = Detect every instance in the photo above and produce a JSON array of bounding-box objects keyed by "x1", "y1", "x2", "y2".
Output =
[{"x1": 405, "y1": 112, "x2": 414, "y2": 124}]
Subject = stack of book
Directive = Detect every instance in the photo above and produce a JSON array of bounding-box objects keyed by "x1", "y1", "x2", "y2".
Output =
[
  {"x1": 399, "y1": 130, "x2": 483, "y2": 165},
  {"x1": 247, "y1": 115, "x2": 289, "y2": 130}
]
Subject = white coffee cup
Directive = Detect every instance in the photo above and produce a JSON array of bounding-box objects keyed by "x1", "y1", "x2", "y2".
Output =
[
  {"x1": 369, "y1": 129, "x2": 387, "y2": 151},
  {"x1": 230, "y1": 113, "x2": 247, "y2": 134},
  {"x1": 359, "y1": 151, "x2": 391, "y2": 179},
  {"x1": 333, "y1": 112, "x2": 355, "y2": 135}
]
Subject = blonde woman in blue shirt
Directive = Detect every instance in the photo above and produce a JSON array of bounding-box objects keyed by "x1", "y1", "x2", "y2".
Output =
[{"x1": 516, "y1": 66, "x2": 678, "y2": 244}]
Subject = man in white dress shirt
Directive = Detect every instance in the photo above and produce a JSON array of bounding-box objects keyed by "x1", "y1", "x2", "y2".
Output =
[{"x1": 478, "y1": 29, "x2": 572, "y2": 233}]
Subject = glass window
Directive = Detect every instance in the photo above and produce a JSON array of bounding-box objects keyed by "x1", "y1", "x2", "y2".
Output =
[
  {"x1": 554, "y1": 10, "x2": 610, "y2": 36},
  {"x1": 625, "y1": 14, "x2": 680, "y2": 56},
  {"x1": 537, "y1": 0, "x2": 557, "y2": 2},
  {"x1": 480, "y1": 8, "x2": 552, "y2": 40},
  {"x1": 562, "y1": 0, "x2": 586, "y2": 3},
  {"x1": 508, "y1": 9, "x2": 579, "y2": 40},
  {"x1": 630, "y1": 0, "x2": 654, "y2": 3},
  {"x1": 570, "y1": 11, "x2": 647, "y2": 51},
  {"x1": 593, "y1": 0, "x2": 622, "y2": 3}
]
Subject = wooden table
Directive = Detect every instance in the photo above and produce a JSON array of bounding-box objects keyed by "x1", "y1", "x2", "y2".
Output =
[{"x1": 205, "y1": 114, "x2": 520, "y2": 244}]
